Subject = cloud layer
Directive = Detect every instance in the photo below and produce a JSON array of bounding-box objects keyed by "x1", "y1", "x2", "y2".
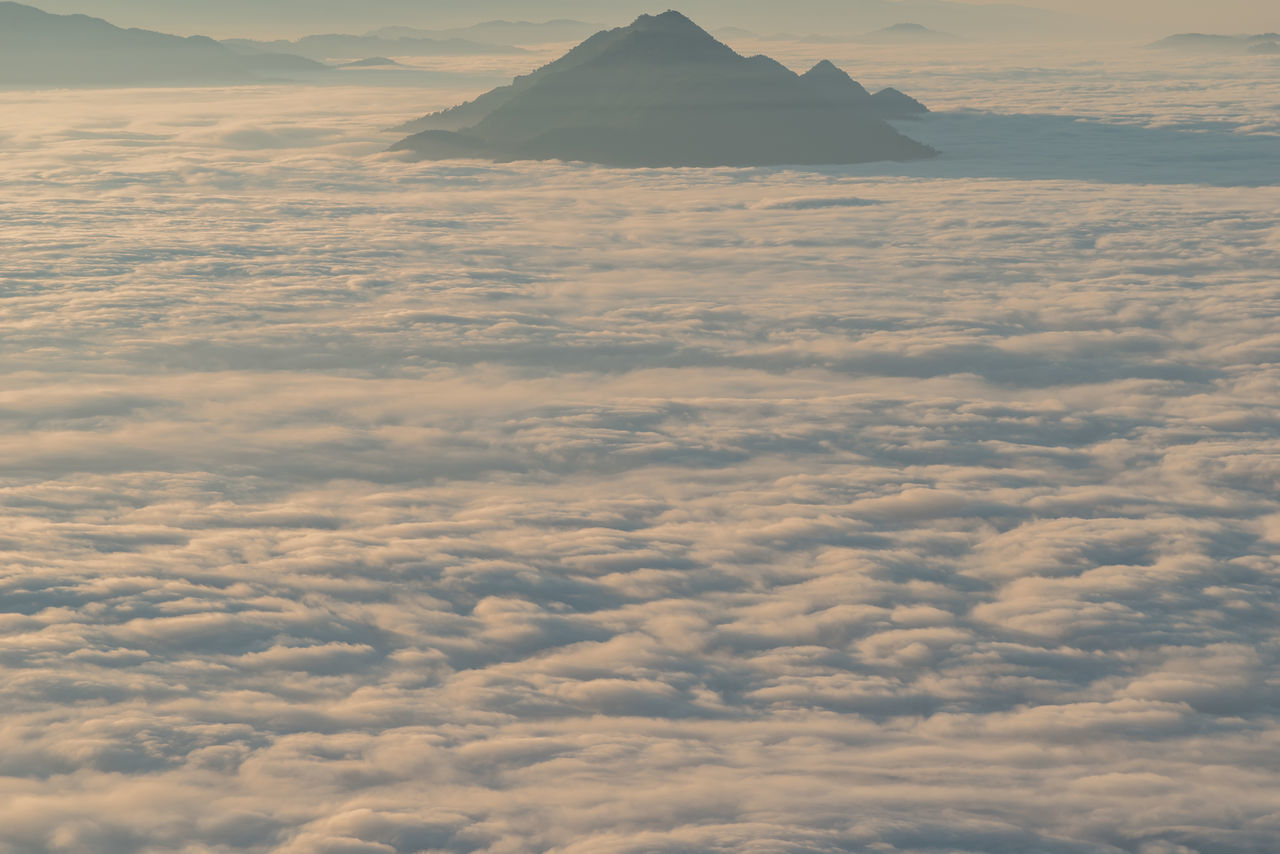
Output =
[{"x1": 1, "y1": 46, "x2": 1279, "y2": 854}]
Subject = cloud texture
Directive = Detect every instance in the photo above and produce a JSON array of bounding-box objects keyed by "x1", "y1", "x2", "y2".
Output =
[{"x1": 1, "y1": 46, "x2": 1279, "y2": 854}]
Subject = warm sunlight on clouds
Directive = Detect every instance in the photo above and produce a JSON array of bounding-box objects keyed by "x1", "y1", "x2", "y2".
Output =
[
  {"x1": 2, "y1": 36, "x2": 1279, "y2": 849},
  {"x1": 2, "y1": 0, "x2": 1279, "y2": 847}
]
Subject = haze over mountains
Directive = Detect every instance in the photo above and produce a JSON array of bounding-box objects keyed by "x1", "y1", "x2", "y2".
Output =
[
  {"x1": 862, "y1": 22, "x2": 960, "y2": 43},
  {"x1": 222, "y1": 33, "x2": 528, "y2": 62},
  {"x1": 1149, "y1": 32, "x2": 1280, "y2": 55},
  {"x1": 0, "y1": 1, "x2": 323, "y2": 85},
  {"x1": 22, "y1": 0, "x2": 1280, "y2": 40},
  {"x1": 702, "y1": 21, "x2": 960, "y2": 45},
  {"x1": 20, "y1": 0, "x2": 1087, "y2": 40},
  {"x1": 392, "y1": 11, "x2": 934, "y2": 167},
  {"x1": 0, "y1": 1, "x2": 326, "y2": 85},
  {"x1": 369, "y1": 19, "x2": 599, "y2": 45}
]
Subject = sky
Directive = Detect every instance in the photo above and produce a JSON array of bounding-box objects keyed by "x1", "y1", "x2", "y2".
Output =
[
  {"x1": 1011, "y1": 0, "x2": 1280, "y2": 32},
  {"x1": 23, "y1": 0, "x2": 1280, "y2": 39}
]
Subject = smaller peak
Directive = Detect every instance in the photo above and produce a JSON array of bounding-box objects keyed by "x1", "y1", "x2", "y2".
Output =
[
  {"x1": 803, "y1": 60, "x2": 857, "y2": 85},
  {"x1": 806, "y1": 59, "x2": 842, "y2": 74},
  {"x1": 803, "y1": 60, "x2": 871, "y2": 100},
  {"x1": 871, "y1": 87, "x2": 930, "y2": 115},
  {"x1": 886, "y1": 22, "x2": 929, "y2": 32},
  {"x1": 746, "y1": 53, "x2": 792, "y2": 74}
]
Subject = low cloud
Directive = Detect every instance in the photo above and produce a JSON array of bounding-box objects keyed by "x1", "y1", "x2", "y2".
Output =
[{"x1": 0, "y1": 42, "x2": 1278, "y2": 854}]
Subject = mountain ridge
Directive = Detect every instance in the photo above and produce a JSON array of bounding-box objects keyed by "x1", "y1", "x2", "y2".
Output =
[
  {"x1": 1149, "y1": 32, "x2": 1280, "y2": 54},
  {"x1": 222, "y1": 33, "x2": 526, "y2": 61},
  {"x1": 0, "y1": 1, "x2": 326, "y2": 86},
  {"x1": 368, "y1": 20, "x2": 598, "y2": 45},
  {"x1": 390, "y1": 11, "x2": 935, "y2": 168}
]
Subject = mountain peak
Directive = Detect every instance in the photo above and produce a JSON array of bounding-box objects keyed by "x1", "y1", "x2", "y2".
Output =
[
  {"x1": 390, "y1": 11, "x2": 935, "y2": 167},
  {"x1": 870, "y1": 86, "x2": 930, "y2": 117},
  {"x1": 803, "y1": 60, "x2": 872, "y2": 100},
  {"x1": 631, "y1": 10, "x2": 703, "y2": 33},
  {"x1": 804, "y1": 59, "x2": 850, "y2": 81},
  {"x1": 595, "y1": 9, "x2": 735, "y2": 64}
]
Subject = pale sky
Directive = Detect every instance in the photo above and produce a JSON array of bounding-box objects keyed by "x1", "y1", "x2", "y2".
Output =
[
  {"x1": 24, "y1": 0, "x2": 1280, "y2": 39},
  {"x1": 974, "y1": 0, "x2": 1280, "y2": 32}
]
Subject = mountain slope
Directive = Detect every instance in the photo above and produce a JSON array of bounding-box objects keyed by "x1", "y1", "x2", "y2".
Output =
[
  {"x1": 390, "y1": 20, "x2": 668, "y2": 134},
  {"x1": 390, "y1": 11, "x2": 935, "y2": 167},
  {"x1": 0, "y1": 1, "x2": 325, "y2": 86}
]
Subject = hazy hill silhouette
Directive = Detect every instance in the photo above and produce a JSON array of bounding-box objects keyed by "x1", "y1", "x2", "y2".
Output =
[
  {"x1": 339, "y1": 57, "x2": 406, "y2": 68},
  {"x1": 368, "y1": 20, "x2": 598, "y2": 45},
  {"x1": 222, "y1": 33, "x2": 527, "y2": 62},
  {"x1": 0, "y1": 1, "x2": 325, "y2": 86},
  {"x1": 862, "y1": 22, "x2": 961, "y2": 42},
  {"x1": 1149, "y1": 32, "x2": 1280, "y2": 54},
  {"x1": 390, "y1": 11, "x2": 934, "y2": 167}
]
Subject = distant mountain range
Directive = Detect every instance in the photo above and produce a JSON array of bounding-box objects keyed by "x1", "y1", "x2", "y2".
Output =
[
  {"x1": 390, "y1": 11, "x2": 935, "y2": 168},
  {"x1": 223, "y1": 20, "x2": 609, "y2": 64},
  {"x1": 222, "y1": 33, "x2": 527, "y2": 62},
  {"x1": 0, "y1": 1, "x2": 326, "y2": 86},
  {"x1": 1149, "y1": 32, "x2": 1280, "y2": 54},
  {"x1": 707, "y1": 22, "x2": 961, "y2": 45},
  {"x1": 19, "y1": 0, "x2": 1079, "y2": 41},
  {"x1": 339, "y1": 57, "x2": 407, "y2": 68},
  {"x1": 368, "y1": 20, "x2": 599, "y2": 45},
  {"x1": 861, "y1": 23, "x2": 961, "y2": 43}
]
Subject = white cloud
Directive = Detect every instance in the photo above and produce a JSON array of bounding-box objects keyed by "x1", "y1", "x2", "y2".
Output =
[{"x1": 0, "y1": 42, "x2": 1277, "y2": 854}]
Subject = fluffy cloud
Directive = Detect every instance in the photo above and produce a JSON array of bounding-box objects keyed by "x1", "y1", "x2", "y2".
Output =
[{"x1": 0, "y1": 43, "x2": 1278, "y2": 854}]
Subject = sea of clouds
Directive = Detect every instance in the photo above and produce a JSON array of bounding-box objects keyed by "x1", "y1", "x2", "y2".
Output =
[{"x1": 1, "y1": 44, "x2": 1278, "y2": 854}]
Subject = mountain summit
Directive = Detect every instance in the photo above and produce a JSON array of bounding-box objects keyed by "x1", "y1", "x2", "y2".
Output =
[{"x1": 390, "y1": 10, "x2": 935, "y2": 167}]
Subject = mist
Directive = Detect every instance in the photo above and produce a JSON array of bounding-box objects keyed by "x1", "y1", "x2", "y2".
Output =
[{"x1": 23, "y1": 0, "x2": 1280, "y2": 40}]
